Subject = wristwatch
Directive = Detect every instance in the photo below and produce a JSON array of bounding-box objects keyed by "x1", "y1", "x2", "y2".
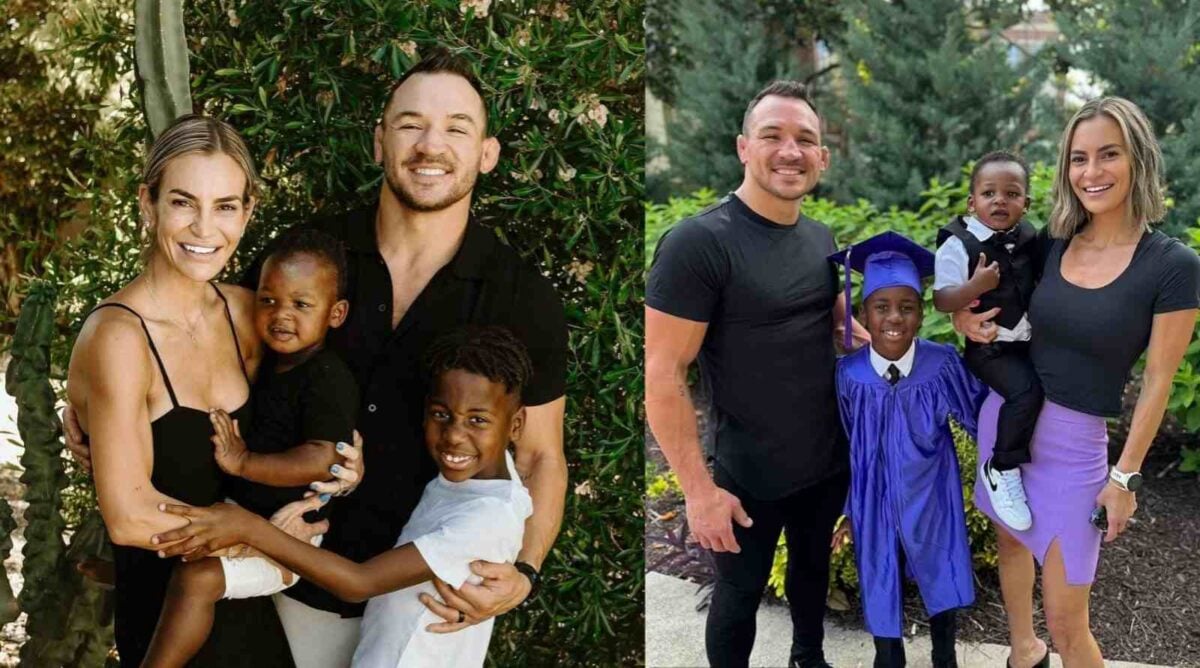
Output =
[
  {"x1": 514, "y1": 561, "x2": 541, "y2": 600},
  {"x1": 1109, "y1": 467, "x2": 1143, "y2": 492}
]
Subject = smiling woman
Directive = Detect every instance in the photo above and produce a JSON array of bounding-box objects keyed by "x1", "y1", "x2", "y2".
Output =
[{"x1": 65, "y1": 114, "x2": 302, "y2": 666}]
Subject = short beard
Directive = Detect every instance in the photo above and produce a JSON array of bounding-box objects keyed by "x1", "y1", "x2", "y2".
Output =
[
  {"x1": 754, "y1": 170, "x2": 812, "y2": 202},
  {"x1": 383, "y1": 163, "x2": 478, "y2": 213}
]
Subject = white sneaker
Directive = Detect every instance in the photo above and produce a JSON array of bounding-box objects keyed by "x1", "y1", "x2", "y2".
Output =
[{"x1": 981, "y1": 459, "x2": 1032, "y2": 531}]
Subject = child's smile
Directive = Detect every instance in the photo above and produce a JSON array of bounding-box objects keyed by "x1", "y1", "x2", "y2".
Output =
[
  {"x1": 254, "y1": 252, "x2": 347, "y2": 369},
  {"x1": 425, "y1": 369, "x2": 524, "y2": 482},
  {"x1": 864, "y1": 286, "x2": 923, "y2": 362}
]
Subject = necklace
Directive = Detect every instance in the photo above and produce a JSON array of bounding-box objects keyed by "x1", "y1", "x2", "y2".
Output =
[{"x1": 145, "y1": 276, "x2": 207, "y2": 344}]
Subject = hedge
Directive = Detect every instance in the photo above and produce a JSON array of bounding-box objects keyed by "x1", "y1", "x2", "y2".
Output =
[{"x1": 8, "y1": 1, "x2": 643, "y2": 665}]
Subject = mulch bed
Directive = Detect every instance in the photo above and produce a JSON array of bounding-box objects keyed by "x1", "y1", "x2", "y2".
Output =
[{"x1": 645, "y1": 384, "x2": 1200, "y2": 667}]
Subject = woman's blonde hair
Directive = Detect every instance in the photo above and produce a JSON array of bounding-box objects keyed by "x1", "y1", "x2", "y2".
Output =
[
  {"x1": 1048, "y1": 97, "x2": 1165, "y2": 239},
  {"x1": 140, "y1": 114, "x2": 259, "y2": 262}
]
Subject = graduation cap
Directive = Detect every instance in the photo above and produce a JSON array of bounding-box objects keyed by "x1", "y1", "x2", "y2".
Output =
[{"x1": 827, "y1": 231, "x2": 936, "y2": 350}]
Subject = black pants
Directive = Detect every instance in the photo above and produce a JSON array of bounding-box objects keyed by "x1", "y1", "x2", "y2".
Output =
[
  {"x1": 705, "y1": 463, "x2": 849, "y2": 668},
  {"x1": 872, "y1": 609, "x2": 958, "y2": 668},
  {"x1": 964, "y1": 340, "x2": 1043, "y2": 470}
]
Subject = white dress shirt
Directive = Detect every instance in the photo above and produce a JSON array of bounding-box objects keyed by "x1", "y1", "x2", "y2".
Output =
[{"x1": 869, "y1": 341, "x2": 916, "y2": 380}]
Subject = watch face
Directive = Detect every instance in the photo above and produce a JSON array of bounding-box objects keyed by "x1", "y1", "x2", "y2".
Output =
[{"x1": 1126, "y1": 472, "x2": 1143, "y2": 491}]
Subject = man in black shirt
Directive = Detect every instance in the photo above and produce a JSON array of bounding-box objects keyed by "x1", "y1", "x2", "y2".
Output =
[
  {"x1": 646, "y1": 81, "x2": 866, "y2": 668},
  {"x1": 66, "y1": 50, "x2": 567, "y2": 666}
]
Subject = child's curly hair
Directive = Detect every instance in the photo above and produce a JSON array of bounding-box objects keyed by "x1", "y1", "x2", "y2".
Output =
[{"x1": 424, "y1": 326, "x2": 533, "y2": 397}]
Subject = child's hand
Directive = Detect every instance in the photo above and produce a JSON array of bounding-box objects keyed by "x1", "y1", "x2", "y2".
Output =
[
  {"x1": 830, "y1": 516, "x2": 852, "y2": 549},
  {"x1": 210, "y1": 409, "x2": 250, "y2": 477},
  {"x1": 970, "y1": 253, "x2": 1001, "y2": 293},
  {"x1": 152, "y1": 502, "x2": 257, "y2": 560}
]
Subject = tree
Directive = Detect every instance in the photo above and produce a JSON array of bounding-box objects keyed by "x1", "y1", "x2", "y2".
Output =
[
  {"x1": 828, "y1": 0, "x2": 1045, "y2": 210},
  {"x1": 1050, "y1": 0, "x2": 1200, "y2": 236},
  {"x1": 651, "y1": 0, "x2": 844, "y2": 200}
]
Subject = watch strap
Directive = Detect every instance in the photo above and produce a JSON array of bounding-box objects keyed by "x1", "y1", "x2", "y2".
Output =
[
  {"x1": 1109, "y1": 467, "x2": 1139, "y2": 491},
  {"x1": 514, "y1": 561, "x2": 540, "y2": 600}
]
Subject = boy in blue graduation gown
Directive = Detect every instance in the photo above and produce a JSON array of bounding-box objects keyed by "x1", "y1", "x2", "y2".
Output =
[{"x1": 829, "y1": 232, "x2": 987, "y2": 668}]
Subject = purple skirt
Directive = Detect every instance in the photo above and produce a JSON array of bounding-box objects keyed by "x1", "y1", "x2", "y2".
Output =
[{"x1": 973, "y1": 392, "x2": 1108, "y2": 585}]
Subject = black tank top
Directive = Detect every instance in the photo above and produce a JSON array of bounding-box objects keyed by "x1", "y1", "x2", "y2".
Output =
[{"x1": 88, "y1": 284, "x2": 293, "y2": 667}]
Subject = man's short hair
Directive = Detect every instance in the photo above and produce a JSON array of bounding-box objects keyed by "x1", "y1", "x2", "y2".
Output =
[
  {"x1": 379, "y1": 47, "x2": 488, "y2": 130},
  {"x1": 742, "y1": 81, "x2": 819, "y2": 135}
]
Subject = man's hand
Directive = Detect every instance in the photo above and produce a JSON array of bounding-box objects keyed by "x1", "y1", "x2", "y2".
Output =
[
  {"x1": 419, "y1": 561, "x2": 531, "y2": 633},
  {"x1": 951, "y1": 305, "x2": 1001, "y2": 344},
  {"x1": 309, "y1": 430, "x2": 364, "y2": 496},
  {"x1": 685, "y1": 484, "x2": 752, "y2": 553},
  {"x1": 968, "y1": 253, "x2": 1001, "y2": 293},
  {"x1": 62, "y1": 405, "x2": 92, "y2": 474},
  {"x1": 210, "y1": 409, "x2": 250, "y2": 477},
  {"x1": 830, "y1": 516, "x2": 852, "y2": 549},
  {"x1": 1096, "y1": 483, "x2": 1137, "y2": 544}
]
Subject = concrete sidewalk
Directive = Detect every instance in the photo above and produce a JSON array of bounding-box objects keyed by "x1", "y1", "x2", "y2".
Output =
[{"x1": 646, "y1": 571, "x2": 1167, "y2": 668}]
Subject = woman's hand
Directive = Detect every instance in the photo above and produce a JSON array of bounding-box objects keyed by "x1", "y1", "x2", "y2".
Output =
[
  {"x1": 418, "y1": 561, "x2": 531, "y2": 633},
  {"x1": 951, "y1": 305, "x2": 1002, "y2": 344},
  {"x1": 269, "y1": 493, "x2": 331, "y2": 544},
  {"x1": 210, "y1": 409, "x2": 250, "y2": 476},
  {"x1": 61, "y1": 405, "x2": 92, "y2": 474},
  {"x1": 152, "y1": 502, "x2": 261, "y2": 560},
  {"x1": 1095, "y1": 483, "x2": 1137, "y2": 543},
  {"x1": 310, "y1": 430, "x2": 365, "y2": 496}
]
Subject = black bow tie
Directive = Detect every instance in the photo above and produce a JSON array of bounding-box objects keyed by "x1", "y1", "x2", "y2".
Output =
[{"x1": 886, "y1": 364, "x2": 901, "y2": 386}]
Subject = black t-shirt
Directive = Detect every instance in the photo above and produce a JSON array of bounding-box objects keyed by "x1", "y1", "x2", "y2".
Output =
[
  {"x1": 1029, "y1": 229, "x2": 1200, "y2": 417},
  {"x1": 646, "y1": 194, "x2": 847, "y2": 500},
  {"x1": 227, "y1": 347, "x2": 358, "y2": 521},
  {"x1": 243, "y1": 205, "x2": 568, "y2": 616}
]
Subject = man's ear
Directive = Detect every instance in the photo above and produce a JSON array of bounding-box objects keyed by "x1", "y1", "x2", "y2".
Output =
[
  {"x1": 509, "y1": 404, "x2": 526, "y2": 443},
  {"x1": 329, "y1": 299, "x2": 350, "y2": 328},
  {"x1": 819, "y1": 145, "x2": 831, "y2": 171},
  {"x1": 373, "y1": 124, "x2": 384, "y2": 164},
  {"x1": 735, "y1": 134, "x2": 748, "y2": 165},
  {"x1": 479, "y1": 136, "x2": 501, "y2": 174}
]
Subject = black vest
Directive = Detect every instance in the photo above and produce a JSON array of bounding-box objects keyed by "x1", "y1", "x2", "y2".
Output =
[{"x1": 935, "y1": 216, "x2": 1039, "y2": 330}]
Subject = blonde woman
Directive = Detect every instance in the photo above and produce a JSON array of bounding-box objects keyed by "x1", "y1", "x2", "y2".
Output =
[
  {"x1": 958, "y1": 97, "x2": 1199, "y2": 666},
  {"x1": 66, "y1": 115, "x2": 312, "y2": 665}
]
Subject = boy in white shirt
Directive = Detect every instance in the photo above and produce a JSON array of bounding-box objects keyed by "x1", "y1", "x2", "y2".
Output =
[
  {"x1": 151, "y1": 326, "x2": 534, "y2": 667},
  {"x1": 933, "y1": 150, "x2": 1043, "y2": 531}
]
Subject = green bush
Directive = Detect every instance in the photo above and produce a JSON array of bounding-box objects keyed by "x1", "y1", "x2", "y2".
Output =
[
  {"x1": 646, "y1": 165, "x2": 1200, "y2": 597},
  {"x1": 10, "y1": 1, "x2": 643, "y2": 664}
]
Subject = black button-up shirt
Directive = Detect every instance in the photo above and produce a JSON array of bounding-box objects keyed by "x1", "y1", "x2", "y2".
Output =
[{"x1": 244, "y1": 205, "x2": 567, "y2": 616}]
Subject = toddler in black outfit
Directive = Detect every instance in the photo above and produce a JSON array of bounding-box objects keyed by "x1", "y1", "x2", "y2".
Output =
[
  {"x1": 143, "y1": 228, "x2": 359, "y2": 667},
  {"x1": 933, "y1": 151, "x2": 1043, "y2": 532}
]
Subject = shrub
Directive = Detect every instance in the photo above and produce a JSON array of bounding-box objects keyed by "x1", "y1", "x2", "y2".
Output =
[{"x1": 8, "y1": 1, "x2": 644, "y2": 665}]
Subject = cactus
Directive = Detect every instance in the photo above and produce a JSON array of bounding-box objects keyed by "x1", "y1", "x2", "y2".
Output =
[
  {"x1": 135, "y1": 0, "x2": 192, "y2": 137},
  {"x1": 6, "y1": 281, "x2": 70, "y2": 661},
  {"x1": 0, "y1": 498, "x2": 17, "y2": 625}
]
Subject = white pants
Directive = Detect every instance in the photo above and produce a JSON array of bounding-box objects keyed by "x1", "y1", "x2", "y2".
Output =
[{"x1": 272, "y1": 592, "x2": 362, "y2": 668}]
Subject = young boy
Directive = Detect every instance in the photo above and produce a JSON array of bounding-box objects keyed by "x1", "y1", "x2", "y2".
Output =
[
  {"x1": 932, "y1": 151, "x2": 1043, "y2": 531},
  {"x1": 830, "y1": 232, "x2": 987, "y2": 668},
  {"x1": 143, "y1": 227, "x2": 359, "y2": 667},
  {"x1": 150, "y1": 326, "x2": 534, "y2": 668}
]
